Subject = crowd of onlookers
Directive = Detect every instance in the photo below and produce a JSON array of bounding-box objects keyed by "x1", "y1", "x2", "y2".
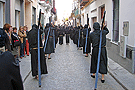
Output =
[{"x1": 0, "y1": 23, "x2": 29, "y2": 61}]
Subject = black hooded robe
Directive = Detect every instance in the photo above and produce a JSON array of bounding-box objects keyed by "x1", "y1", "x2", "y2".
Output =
[
  {"x1": 76, "y1": 28, "x2": 84, "y2": 48},
  {"x1": 83, "y1": 26, "x2": 91, "y2": 54},
  {"x1": 90, "y1": 22, "x2": 109, "y2": 74},
  {"x1": 44, "y1": 27, "x2": 55, "y2": 54},
  {"x1": 59, "y1": 28, "x2": 64, "y2": 45},
  {"x1": 28, "y1": 24, "x2": 48, "y2": 77},
  {"x1": 65, "y1": 28, "x2": 70, "y2": 44}
]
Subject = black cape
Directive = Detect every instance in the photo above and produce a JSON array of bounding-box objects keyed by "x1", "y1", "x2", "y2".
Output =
[{"x1": 0, "y1": 51, "x2": 23, "y2": 90}]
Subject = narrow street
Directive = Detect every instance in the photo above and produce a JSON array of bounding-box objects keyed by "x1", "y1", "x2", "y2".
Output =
[{"x1": 23, "y1": 37, "x2": 124, "y2": 90}]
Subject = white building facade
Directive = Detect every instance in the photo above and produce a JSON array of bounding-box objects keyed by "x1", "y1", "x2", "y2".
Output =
[{"x1": 38, "y1": 0, "x2": 52, "y2": 28}]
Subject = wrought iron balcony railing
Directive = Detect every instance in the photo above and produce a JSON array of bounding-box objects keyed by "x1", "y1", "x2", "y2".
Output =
[{"x1": 80, "y1": 0, "x2": 89, "y2": 6}]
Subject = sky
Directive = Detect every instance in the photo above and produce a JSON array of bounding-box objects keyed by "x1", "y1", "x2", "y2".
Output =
[{"x1": 55, "y1": 0, "x2": 73, "y2": 22}]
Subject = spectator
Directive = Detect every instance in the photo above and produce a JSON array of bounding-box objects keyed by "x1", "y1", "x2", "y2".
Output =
[
  {"x1": 3, "y1": 23, "x2": 12, "y2": 52},
  {"x1": 24, "y1": 25, "x2": 29, "y2": 56},
  {"x1": 18, "y1": 26, "x2": 26, "y2": 59},
  {"x1": 0, "y1": 27, "x2": 8, "y2": 52},
  {"x1": 11, "y1": 27, "x2": 21, "y2": 62}
]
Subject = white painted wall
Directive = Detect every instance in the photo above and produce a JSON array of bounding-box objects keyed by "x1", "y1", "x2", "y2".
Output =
[
  {"x1": 119, "y1": 0, "x2": 135, "y2": 47},
  {"x1": 88, "y1": 0, "x2": 113, "y2": 39},
  {"x1": 15, "y1": 0, "x2": 20, "y2": 11},
  {"x1": 81, "y1": 0, "x2": 135, "y2": 47},
  {"x1": 81, "y1": 0, "x2": 113, "y2": 39},
  {"x1": 81, "y1": 9, "x2": 85, "y2": 26}
]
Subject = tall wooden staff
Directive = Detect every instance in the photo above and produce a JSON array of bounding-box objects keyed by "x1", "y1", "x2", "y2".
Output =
[
  {"x1": 44, "y1": 27, "x2": 50, "y2": 52},
  {"x1": 84, "y1": 17, "x2": 89, "y2": 52},
  {"x1": 44, "y1": 16, "x2": 52, "y2": 52},
  {"x1": 38, "y1": 9, "x2": 41, "y2": 87},
  {"x1": 53, "y1": 29, "x2": 55, "y2": 49},
  {"x1": 94, "y1": 11, "x2": 106, "y2": 90},
  {"x1": 84, "y1": 28, "x2": 88, "y2": 52},
  {"x1": 78, "y1": 29, "x2": 80, "y2": 49}
]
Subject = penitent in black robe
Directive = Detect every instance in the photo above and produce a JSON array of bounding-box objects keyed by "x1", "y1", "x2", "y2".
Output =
[
  {"x1": 65, "y1": 27, "x2": 70, "y2": 44},
  {"x1": 44, "y1": 27, "x2": 55, "y2": 54},
  {"x1": 59, "y1": 28, "x2": 64, "y2": 45},
  {"x1": 89, "y1": 26, "x2": 109, "y2": 74},
  {"x1": 82, "y1": 27, "x2": 91, "y2": 54},
  {"x1": 28, "y1": 25, "x2": 48, "y2": 77}
]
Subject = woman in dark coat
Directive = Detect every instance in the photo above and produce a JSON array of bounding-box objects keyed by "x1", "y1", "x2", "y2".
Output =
[
  {"x1": 44, "y1": 23, "x2": 55, "y2": 59},
  {"x1": 3, "y1": 23, "x2": 12, "y2": 52},
  {"x1": 83, "y1": 24, "x2": 91, "y2": 57},
  {"x1": 89, "y1": 22, "x2": 109, "y2": 83},
  {"x1": 11, "y1": 27, "x2": 21, "y2": 62},
  {"x1": 28, "y1": 24, "x2": 48, "y2": 79}
]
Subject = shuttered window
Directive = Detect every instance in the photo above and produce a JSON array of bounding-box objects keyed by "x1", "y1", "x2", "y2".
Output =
[{"x1": 32, "y1": 7, "x2": 36, "y2": 24}]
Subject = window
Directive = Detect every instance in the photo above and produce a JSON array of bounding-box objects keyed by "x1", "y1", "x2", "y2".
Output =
[
  {"x1": 32, "y1": 7, "x2": 36, "y2": 24},
  {"x1": 101, "y1": 6, "x2": 105, "y2": 19},
  {"x1": 113, "y1": 0, "x2": 119, "y2": 42}
]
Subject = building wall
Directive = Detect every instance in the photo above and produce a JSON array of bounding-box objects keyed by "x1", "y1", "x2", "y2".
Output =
[
  {"x1": 10, "y1": 0, "x2": 24, "y2": 29},
  {"x1": 88, "y1": 0, "x2": 112, "y2": 39},
  {"x1": 32, "y1": 0, "x2": 38, "y2": 24},
  {"x1": 119, "y1": 0, "x2": 135, "y2": 47},
  {"x1": 25, "y1": 2, "x2": 32, "y2": 30},
  {"x1": 25, "y1": 0, "x2": 38, "y2": 30}
]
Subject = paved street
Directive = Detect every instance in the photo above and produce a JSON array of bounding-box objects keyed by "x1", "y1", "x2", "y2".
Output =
[{"x1": 22, "y1": 37, "x2": 124, "y2": 90}]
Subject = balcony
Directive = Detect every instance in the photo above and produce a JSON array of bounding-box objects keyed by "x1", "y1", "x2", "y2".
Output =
[
  {"x1": 51, "y1": 7, "x2": 56, "y2": 14},
  {"x1": 75, "y1": 9, "x2": 79, "y2": 16},
  {"x1": 45, "y1": 0, "x2": 52, "y2": 5},
  {"x1": 80, "y1": 0, "x2": 89, "y2": 6}
]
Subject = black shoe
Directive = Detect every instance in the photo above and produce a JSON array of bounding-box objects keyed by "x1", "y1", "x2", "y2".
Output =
[
  {"x1": 48, "y1": 58, "x2": 51, "y2": 59},
  {"x1": 80, "y1": 48, "x2": 82, "y2": 50},
  {"x1": 101, "y1": 80, "x2": 105, "y2": 83},
  {"x1": 85, "y1": 55, "x2": 88, "y2": 57},
  {"x1": 91, "y1": 75, "x2": 95, "y2": 78}
]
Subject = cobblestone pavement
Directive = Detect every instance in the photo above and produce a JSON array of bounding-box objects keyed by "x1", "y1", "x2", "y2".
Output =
[{"x1": 24, "y1": 37, "x2": 124, "y2": 90}]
